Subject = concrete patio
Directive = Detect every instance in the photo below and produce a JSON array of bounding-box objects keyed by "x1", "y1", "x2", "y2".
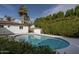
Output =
[{"x1": 57, "y1": 37, "x2": 79, "y2": 54}]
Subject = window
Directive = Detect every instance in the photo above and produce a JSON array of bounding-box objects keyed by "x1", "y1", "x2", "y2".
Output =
[
  {"x1": 19, "y1": 26, "x2": 23, "y2": 29},
  {"x1": 0, "y1": 25, "x2": 4, "y2": 28}
]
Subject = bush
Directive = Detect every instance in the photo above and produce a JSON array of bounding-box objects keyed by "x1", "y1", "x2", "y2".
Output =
[{"x1": 0, "y1": 37, "x2": 56, "y2": 54}]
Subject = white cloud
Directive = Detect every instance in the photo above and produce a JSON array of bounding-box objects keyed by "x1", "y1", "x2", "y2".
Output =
[{"x1": 42, "y1": 4, "x2": 78, "y2": 16}]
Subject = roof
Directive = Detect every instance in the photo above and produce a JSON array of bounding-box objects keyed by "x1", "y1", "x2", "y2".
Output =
[
  {"x1": 0, "y1": 21, "x2": 27, "y2": 26},
  {"x1": 0, "y1": 28, "x2": 14, "y2": 35}
]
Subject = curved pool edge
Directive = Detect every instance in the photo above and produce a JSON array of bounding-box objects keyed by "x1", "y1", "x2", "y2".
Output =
[
  {"x1": 14, "y1": 33, "x2": 79, "y2": 54},
  {"x1": 14, "y1": 33, "x2": 70, "y2": 50}
]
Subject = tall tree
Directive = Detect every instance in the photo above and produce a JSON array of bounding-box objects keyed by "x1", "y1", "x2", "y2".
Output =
[
  {"x1": 18, "y1": 5, "x2": 30, "y2": 25},
  {"x1": 75, "y1": 5, "x2": 79, "y2": 16},
  {"x1": 19, "y1": 5, "x2": 27, "y2": 16},
  {"x1": 65, "y1": 8, "x2": 74, "y2": 17}
]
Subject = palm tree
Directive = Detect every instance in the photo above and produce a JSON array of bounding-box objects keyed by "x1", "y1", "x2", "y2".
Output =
[
  {"x1": 18, "y1": 5, "x2": 30, "y2": 25},
  {"x1": 19, "y1": 5, "x2": 27, "y2": 16},
  {"x1": 19, "y1": 5, "x2": 31, "y2": 32}
]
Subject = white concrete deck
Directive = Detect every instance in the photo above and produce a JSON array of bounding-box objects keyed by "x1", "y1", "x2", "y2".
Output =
[{"x1": 57, "y1": 37, "x2": 79, "y2": 54}]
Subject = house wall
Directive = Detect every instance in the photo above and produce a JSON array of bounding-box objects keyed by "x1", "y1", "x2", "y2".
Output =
[
  {"x1": 33, "y1": 28, "x2": 42, "y2": 34},
  {"x1": 4, "y1": 25, "x2": 28, "y2": 34}
]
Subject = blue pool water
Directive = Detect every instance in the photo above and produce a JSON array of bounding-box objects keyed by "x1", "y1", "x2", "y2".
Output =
[{"x1": 15, "y1": 34, "x2": 70, "y2": 49}]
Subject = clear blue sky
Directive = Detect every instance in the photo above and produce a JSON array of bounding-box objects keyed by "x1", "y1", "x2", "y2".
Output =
[
  {"x1": 0, "y1": 4, "x2": 57, "y2": 21},
  {"x1": 0, "y1": 4, "x2": 77, "y2": 21}
]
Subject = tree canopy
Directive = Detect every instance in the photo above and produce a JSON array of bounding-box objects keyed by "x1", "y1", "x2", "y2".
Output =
[
  {"x1": 34, "y1": 5, "x2": 79, "y2": 37},
  {"x1": 19, "y1": 5, "x2": 28, "y2": 16}
]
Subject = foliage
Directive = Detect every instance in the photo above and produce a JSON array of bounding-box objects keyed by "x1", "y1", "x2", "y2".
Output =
[
  {"x1": 56, "y1": 11, "x2": 64, "y2": 18},
  {"x1": 34, "y1": 5, "x2": 79, "y2": 37},
  {"x1": 19, "y1": 5, "x2": 27, "y2": 15},
  {"x1": 0, "y1": 36, "x2": 55, "y2": 54},
  {"x1": 65, "y1": 9, "x2": 74, "y2": 17},
  {"x1": 75, "y1": 5, "x2": 79, "y2": 16}
]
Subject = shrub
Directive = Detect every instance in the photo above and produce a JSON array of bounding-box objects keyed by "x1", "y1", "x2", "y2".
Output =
[{"x1": 0, "y1": 37, "x2": 56, "y2": 54}]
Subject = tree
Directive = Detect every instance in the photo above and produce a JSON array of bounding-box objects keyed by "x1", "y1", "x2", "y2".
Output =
[
  {"x1": 45, "y1": 15, "x2": 52, "y2": 20},
  {"x1": 65, "y1": 8, "x2": 74, "y2": 17},
  {"x1": 75, "y1": 5, "x2": 79, "y2": 16},
  {"x1": 53, "y1": 13, "x2": 57, "y2": 19},
  {"x1": 19, "y1": 5, "x2": 27, "y2": 16},
  {"x1": 56, "y1": 11, "x2": 64, "y2": 18},
  {"x1": 34, "y1": 5, "x2": 79, "y2": 37},
  {"x1": 7, "y1": 17, "x2": 11, "y2": 21},
  {"x1": 18, "y1": 5, "x2": 30, "y2": 25}
]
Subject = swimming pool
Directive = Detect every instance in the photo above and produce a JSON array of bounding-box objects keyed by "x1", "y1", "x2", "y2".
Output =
[{"x1": 15, "y1": 34, "x2": 70, "y2": 49}]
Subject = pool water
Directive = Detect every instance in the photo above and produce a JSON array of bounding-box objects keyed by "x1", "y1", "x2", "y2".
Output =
[{"x1": 15, "y1": 34, "x2": 70, "y2": 49}]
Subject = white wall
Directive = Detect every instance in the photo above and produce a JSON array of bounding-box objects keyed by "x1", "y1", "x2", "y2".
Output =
[
  {"x1": 34, "y1": 28, "x2": 41, "y2": 34},
  {"x1": 4, "y1": 25, "x2": 28, "y2": 34},
  {"x1": 30, "y1": 25, "x2": 35, "y2": 29}
]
